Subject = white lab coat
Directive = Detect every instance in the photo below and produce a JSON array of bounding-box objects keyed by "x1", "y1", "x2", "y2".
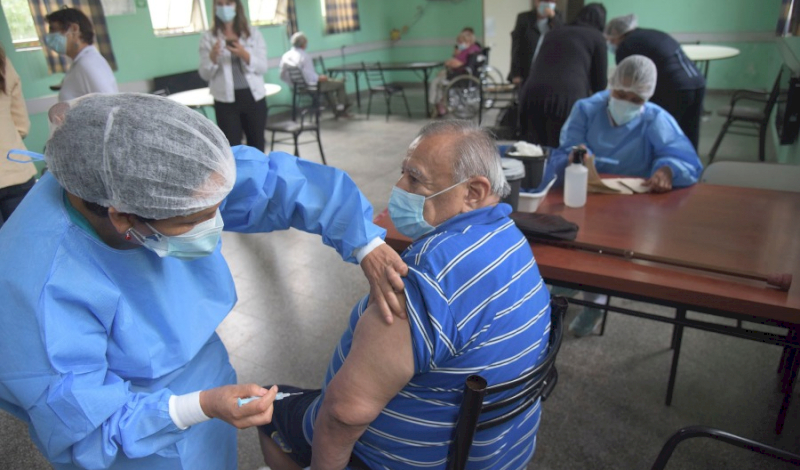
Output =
[
  {"x1": 58, "y1": 45, "x2": 118, "y2": 102},
  {"x1": 198, "y1": 30, "x2": 268, "y2": 103}
]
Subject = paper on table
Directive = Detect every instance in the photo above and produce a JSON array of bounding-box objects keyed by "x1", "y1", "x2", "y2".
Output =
[{"x1": 584, "y1": 154, "x2": 650, "y2": 195}]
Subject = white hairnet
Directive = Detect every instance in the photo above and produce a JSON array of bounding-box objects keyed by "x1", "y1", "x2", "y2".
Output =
[
  {"x1": 608, "y1": 55, "x2": 657, "y2": 101},
  {"x1": 605, "y1": 14, "x2": 637, "y2": 39},
  {"x1": 45, "y1": 93, "x2": 236, "y2": 220}
]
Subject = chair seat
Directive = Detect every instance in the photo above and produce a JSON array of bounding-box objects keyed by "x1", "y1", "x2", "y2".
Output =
[
  {"x1": 265, "y1": 120, "x2": 318, "y2": 133},
  {"x1": 716, "y1": 105, "x2": 765, "y2": 121}
]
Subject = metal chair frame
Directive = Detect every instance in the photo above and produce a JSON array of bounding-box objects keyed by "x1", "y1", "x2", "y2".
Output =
[
  {"x1": 446, "y1": 296, "x2": 567, "y2": 470},
  {"x1": 265, "y1": 67, "x2": 326, "y2": 164},
  {"x1": 361, "y1": 61, "x2": 412, "y2": 121}
]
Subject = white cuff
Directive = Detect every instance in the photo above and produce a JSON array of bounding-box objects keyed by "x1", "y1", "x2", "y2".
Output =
[
  {"x1": 169, "y1": 391, "x2": 211, "y2": 430},
  {"x1": 354, "y1": 237, "x2": 385, "y2": 264}
]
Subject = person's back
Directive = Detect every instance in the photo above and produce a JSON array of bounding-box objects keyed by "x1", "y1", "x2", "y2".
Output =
[
  {"x1": 616, "y1": 28, "x2": 704, "y2": 101},
  {"x1": 304, "y1": 204, "x2": 551, "y2": 468}
]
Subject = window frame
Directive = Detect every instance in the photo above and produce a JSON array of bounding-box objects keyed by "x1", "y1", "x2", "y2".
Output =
[
  {"x1": 249, "y1": 0, "x2": 288, "y2": 27},
  {"x1": 147, "y1": 0, "x2": 208, "y2": 38},
  {"x1": 3, "y1": 0, "x2": 41, "y2": 50}
]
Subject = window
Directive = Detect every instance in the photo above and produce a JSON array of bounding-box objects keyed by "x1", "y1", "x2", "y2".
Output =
[
  {"x1": 147, "y1": 0, "x2": 207, "y2": 37},
  {"x1": 250, "y1": 0, "x2": 288, "y2": 26},
  {"x1": 3, "y1": 0, "x2": 39, "y2": 49},
  {"x1": 320, "y1": 0, "x2": 360, "y2": 35}
]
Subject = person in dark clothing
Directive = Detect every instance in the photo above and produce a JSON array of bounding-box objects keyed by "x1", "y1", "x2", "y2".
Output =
[
  {"x1": 606, "y1": 14, "x2": 706, "y2": 149},
  {"x1": 518, "y1": 3, "x2": 608, "y2": 147},
  {"x1": 509, "y1": 1, "x2": 564, "y2": 85}
]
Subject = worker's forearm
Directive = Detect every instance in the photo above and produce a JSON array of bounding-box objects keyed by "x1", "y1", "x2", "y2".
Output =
[{"x1": 311, "y1": 405, "x2": 368, "y2": 470}]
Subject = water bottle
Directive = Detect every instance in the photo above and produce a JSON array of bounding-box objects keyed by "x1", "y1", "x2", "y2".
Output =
[{"x1": 564, "y1": 147, "x2": 588, "y2": 208}]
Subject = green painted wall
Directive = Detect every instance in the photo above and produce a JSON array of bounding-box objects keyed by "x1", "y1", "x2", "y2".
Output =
[{"x1": 603, "y1": 0, "x2": 782, "y2": 90}]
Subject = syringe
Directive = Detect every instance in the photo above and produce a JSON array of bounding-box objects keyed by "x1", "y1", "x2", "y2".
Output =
[{"x1": 237, "y1": 392, "x2": 302, "y2": 407}]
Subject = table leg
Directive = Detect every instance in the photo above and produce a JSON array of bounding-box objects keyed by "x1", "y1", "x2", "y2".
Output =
[
  {"x1": 776, "y1": 330, "x2": 798, "y2": 434},
  {"x1": 666, "y1": 308, "x2": 686, "y2": 406}
]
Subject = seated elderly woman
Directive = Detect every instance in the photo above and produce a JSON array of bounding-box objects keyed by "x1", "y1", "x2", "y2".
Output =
[
  {"x1": 540, "y1": 54, "x2": 703, "y2": 337},
  {"x1": 428, "y1": 30, "x2": 482, "y2": 117}
]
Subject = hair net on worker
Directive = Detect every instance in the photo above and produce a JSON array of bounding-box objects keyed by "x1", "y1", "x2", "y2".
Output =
[
  {"x1": 45, "y1": 93, "x2": 236, "y2": 220},
  {"x1": 605, "y1": 14, "x2": 637, "y2": 39},
  {"x1": 608, "y1": 55, "x2": 658, "y2": 101}
]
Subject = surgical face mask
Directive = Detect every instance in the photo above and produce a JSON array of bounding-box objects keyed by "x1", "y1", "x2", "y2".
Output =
[
  {"x1": 457, "y1": 43, "x2": 468, "y2": 51},
  {"x1": 607, "y1": 41, "x2": 617, "y2": 55},
  {"x1": 216, "y1": 5, "x2": 237, "y2": 23},
  {"x1": 388, "y1": 180, "x2": 466, "y2": 240},
  {"x1": 608, "y1": 96, "x2": 644, "y2": 126},
  {"x1": 127, "y1": 210, "x2": 224, "y2": 261},
  {"x1": 538, "y1": 2, "x2": 556, "y2": 15},
  {"x1": 44, "y1": 33, "x2": 67, "y2": 55}
]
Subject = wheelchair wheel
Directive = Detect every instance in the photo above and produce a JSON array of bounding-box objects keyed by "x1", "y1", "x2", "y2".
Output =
[
  {"x1": 481, "y1": 66, "x2": 515, "y2": 109},
  {"x1": 445, "y1": 75, "x2": 482, "y2": 120}
]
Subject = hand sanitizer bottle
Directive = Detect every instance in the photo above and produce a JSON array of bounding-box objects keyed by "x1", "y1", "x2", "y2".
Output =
[{"x1": 564, "y1": 147, "x2": 588, "y2": 208}]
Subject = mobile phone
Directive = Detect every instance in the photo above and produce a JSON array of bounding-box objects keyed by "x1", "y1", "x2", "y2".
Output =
[{"x1": 225, "y1": 40, "x2": 236, "y2": 48}]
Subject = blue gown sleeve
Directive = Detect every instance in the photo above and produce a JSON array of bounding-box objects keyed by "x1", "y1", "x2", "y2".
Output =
[
  {"x1": 17, "y1": 260, "x2": 184, "y2": 468},
  {"x1": 646, "y1": 111, "x2": 704, "y2": 187},
  {"x1": 220, "y1": 146, "x2": 386, "y2": 263}
]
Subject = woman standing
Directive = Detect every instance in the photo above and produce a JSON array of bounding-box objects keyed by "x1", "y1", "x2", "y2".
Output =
[
  {"x1": 518, "y1": 3, "x2": 607, "y2": 148},
  {"x1": 199, "y1": 0, "x2": 268, "y2": 151},
  {"x1": 0, "y1": 43, "x2": 36, "y2": 228}
]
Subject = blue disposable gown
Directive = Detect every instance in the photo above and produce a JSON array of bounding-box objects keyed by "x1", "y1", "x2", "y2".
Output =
[
  {"x1": 0, "y1": 146, "x2": 384, "y2": 469},
  {"x1": 537, "y1": 90, "x2": 703, "y2": 190}
]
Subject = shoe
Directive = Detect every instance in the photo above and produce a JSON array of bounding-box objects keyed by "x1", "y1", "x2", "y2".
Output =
[{"x1": 568, "y1": 307, "x2": 604, "y2": 337}]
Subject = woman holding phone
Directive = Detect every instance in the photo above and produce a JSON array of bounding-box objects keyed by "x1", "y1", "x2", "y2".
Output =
[{"x1": 199, "y1": 0, "x2": 268, "y2": 150}]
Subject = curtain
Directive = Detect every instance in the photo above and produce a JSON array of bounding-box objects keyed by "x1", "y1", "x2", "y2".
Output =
[
  {"x1": 285, "y1": 0, "x2": 298, "y2": 37},
  {"x1": 28, "y1": 0, "x2": 118, "y2": 74},
  {"x1": 324, "y1": 0, "x2": 360, "y2": 35}
]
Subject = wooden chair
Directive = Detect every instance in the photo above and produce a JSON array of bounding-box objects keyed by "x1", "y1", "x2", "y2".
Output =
[
  {"x1": 361, "y1": 61, "x2": 411, "y2": 121},
  {"x1": 265, "y1": 67, "x2": 326, "y2": 165},
  {"x1": 446, "y1": 296, "x2": 567, "y2": 470}
]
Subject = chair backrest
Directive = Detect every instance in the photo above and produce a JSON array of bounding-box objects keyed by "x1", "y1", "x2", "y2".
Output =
[
  {"x1": 701, "y1": 161, "x2": 800, "y2": 193},
  {"x1": 284, "y1": 66, "x2": 321, "y2": 120},
  {"x1": 764, "y1": 69, "x2": 785, "y2": 116},
  {"x1": 447, "y1": 295, "x2": 568, "y2": 470},
  {"x1": 361, "y1": 61, "x2": 387, "y2": 89}
]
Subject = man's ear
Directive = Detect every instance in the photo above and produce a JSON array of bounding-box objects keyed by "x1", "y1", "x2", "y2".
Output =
[
  {"x1": 464, "y1": 176, "x2": 492, "y2": 208},
  {"x1": 108, "y1": 207, "x2": 137, "y2": 235}
]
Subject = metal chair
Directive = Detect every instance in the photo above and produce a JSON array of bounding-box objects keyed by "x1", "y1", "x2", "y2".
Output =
[
  {"x1": 446, "y1": 296, "x2": 567, "y2": 470},
  {"x1": 708, "y1": 71, "x2": 786, "y2": 163},
  {"x1": 651, "y1": 426, "x2": 800, "y2": 469},
  {"x1": 361, "y1": 61, "x2": 411, "y2": 121},
  {"x1": 313, "y1": 55, "x2": 328, "y2": 76},
  {"x1": 265, "y1": 67, "x2": 326, "y2": 165}
]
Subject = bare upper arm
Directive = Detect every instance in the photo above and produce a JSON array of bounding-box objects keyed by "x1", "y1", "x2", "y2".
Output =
[{"x1": 323, "y1": 296, "x2": 415, "y2": 427}]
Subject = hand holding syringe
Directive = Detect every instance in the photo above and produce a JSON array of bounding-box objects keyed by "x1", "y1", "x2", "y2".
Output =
[{"x1": 238, "y1": 392, "x2": 302, "y2": 407}]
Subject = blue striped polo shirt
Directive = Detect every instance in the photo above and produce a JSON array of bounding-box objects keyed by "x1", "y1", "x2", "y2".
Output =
[{"x1": 304, "y1": 204, "x2": 552, "y2": 469}]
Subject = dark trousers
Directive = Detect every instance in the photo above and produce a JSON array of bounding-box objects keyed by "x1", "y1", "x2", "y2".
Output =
[
  {"x1": 0, "y1": 177, "x2": 35, "y2": 228},
  {"x1": 214, "y1": 88, "x2": 267, "y2": 151},
  {"x1": 652, "y1": 87, "x2": 706, "y2": 150}
]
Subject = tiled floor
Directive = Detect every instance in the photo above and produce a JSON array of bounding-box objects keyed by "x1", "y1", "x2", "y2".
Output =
[{"x1": 1, "y1": 89, "x2": 797, "y2": 469}]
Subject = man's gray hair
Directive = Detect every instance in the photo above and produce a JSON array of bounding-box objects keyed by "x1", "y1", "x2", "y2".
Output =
[
  {"x1": 290, "y1": 32, "x2": 307, "y2": 48},
  {"x1": 408, "y1": 120, "x2": 510, "y2": 198}
]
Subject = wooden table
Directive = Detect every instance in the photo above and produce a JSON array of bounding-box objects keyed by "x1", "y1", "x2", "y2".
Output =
[
  {"x1": 681, "y1": 44, "x2": 741, "y2": 79},
  {"x1": 326, "y1": 61, "x2": 442, "y2": 115},
  {"x1": 375, "y1": 184, "x2": 800, "y2": 433}
]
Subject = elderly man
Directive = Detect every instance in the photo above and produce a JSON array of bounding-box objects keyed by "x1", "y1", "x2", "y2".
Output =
[
  {"x1": 542, "y1": 55, "x2": 703, "y2": 337},
  {"x1": 279, "y1": 32, "x2": 351, "y2": 117},
  {"x1": 44, "y1": 8, "x2": 118, "y2": 102},
  {"x1": 258, "y1": 121, "x2": 552, "y2": 470}
]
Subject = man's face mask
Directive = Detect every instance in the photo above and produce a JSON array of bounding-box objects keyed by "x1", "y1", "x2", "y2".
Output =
[
  {"x1": 127, "y1": 210, "x2": 224, "y2": 261},
  {"x1": 44, "y1": 32, "x2": 67, "y2": 55},
  {"x1": 388, "y1": 180, "x2": 466, "y2": 240}
]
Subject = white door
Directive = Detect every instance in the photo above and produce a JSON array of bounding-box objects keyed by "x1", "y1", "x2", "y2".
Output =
[{"x1": 483, "y1": 0, "x2": 530, "y2": 82}]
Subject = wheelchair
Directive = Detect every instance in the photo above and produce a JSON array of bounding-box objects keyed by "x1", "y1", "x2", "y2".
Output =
[{"x1": 443, "y1": 48, "x2": 517, "y2": 122}]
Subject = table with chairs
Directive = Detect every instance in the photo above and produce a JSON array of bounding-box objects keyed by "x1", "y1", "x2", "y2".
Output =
[{"x1": 167, "y1": 83, "x2": 282, "y2": 117}]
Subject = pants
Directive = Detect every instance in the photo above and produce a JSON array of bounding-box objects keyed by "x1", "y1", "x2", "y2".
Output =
[
  {"x1": 214, "y1": 88, "x2": 267, "y2": 151},
  {"x1": 0, "y1": 177, "x2": 35, "y2": 229},
  {"x1": 318, "y1": 80, "x2": 349, "y2": 110},
  {"x1": 429, "y1": 70, "x2": 448, "y2": 105},
  {"x1": 651, "y1": 87, "x2": 706, "y2": 150}
]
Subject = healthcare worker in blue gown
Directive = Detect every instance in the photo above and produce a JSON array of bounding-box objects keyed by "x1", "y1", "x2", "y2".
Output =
[
  {"x1": 539, "y1": 55, "x2": 703, "y2": 338},
  {"x1": 0, "y1": 93, "x2": 407, "y2": 470}
]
